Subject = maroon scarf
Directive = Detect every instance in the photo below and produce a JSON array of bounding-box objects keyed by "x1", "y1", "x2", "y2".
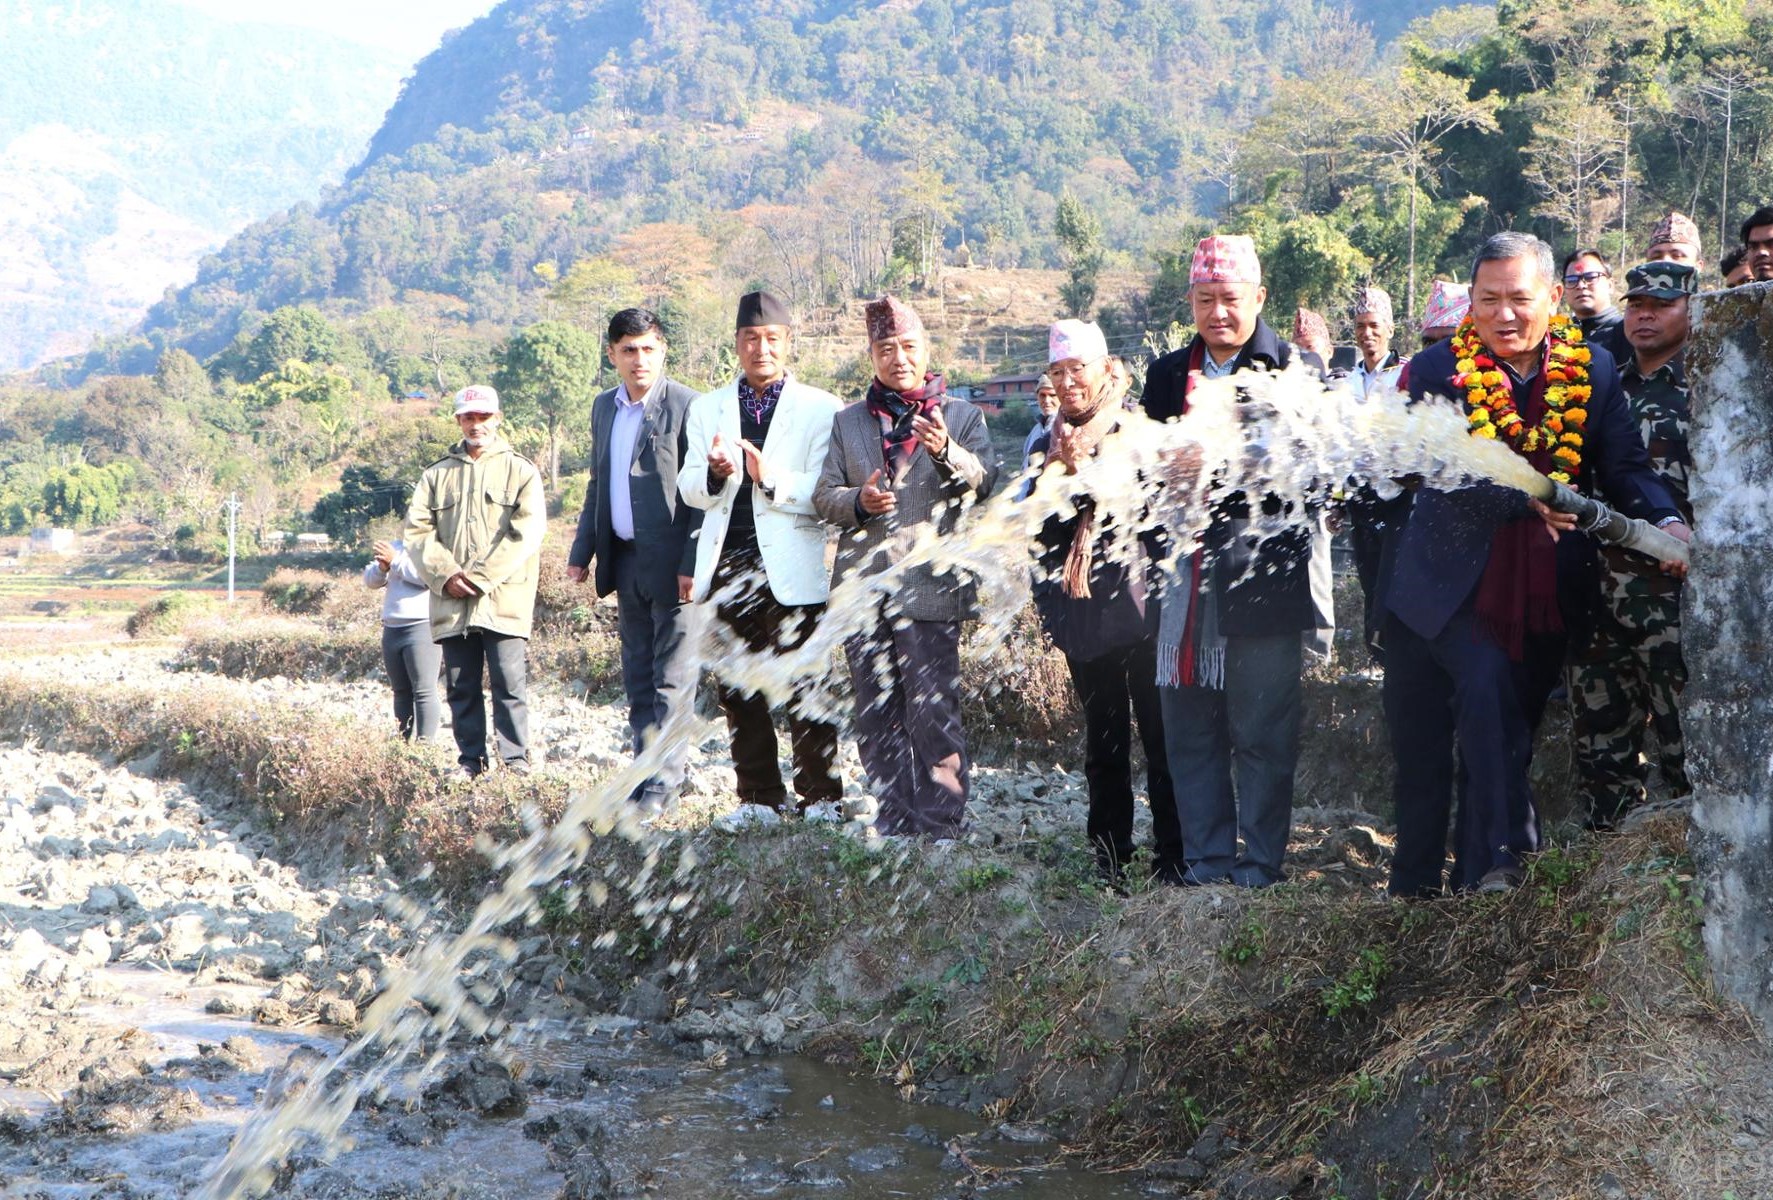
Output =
[
  {"x1": 1472, "y1": 346, "x2": 1563, "y2": 660},
  {"x1": 866, "y1": 373, "x2": 946, "y2": 482}
]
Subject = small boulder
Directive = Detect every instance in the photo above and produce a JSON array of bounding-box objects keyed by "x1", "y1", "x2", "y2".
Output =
[
  {"x1": 524, "y1": 1106, "x2": 609, "y2": 1159},
  {"x1": 559, "y1": 1150, "x2": 614, "y2": 1200},
  {"x1": 847, "y1": 1144, "x2": 903, "y2": 1172},
  {"x1": 617, "y1": 977, "x2": 671, "y2": 1022},
  {"x1": 203, "y1": 1037, "x2": 263, "y2": 1073},
  {"x1": 425, "y1": 1055, "x2": 527, "y2": 1119},
  {"x1": 81, "y1": 886, "x2": 121, "y2": 915},
  {"x1": 314, "y1": 994, "x2": 357, "y2": 1028},
  {"x1": 159, "y1": 912, "x2": 212, "y2": 961},
  {"x1": 252, "y1": 998, "x2": 298, "y2": 1027}
]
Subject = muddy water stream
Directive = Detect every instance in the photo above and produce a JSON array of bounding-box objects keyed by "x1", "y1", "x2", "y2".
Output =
[{"x1": 1, "y1": 966, "x2": 1140, "y2": 1199}]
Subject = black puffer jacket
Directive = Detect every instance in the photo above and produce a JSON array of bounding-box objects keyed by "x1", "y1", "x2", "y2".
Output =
[{"x1": 1141, "y1": 318, "x2": 1324, "y2": 637}]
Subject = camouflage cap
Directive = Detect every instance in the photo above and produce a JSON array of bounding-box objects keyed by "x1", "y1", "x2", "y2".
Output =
[{"x1": 1623, "y1": 260, "x2": 1699, "y2": 300}]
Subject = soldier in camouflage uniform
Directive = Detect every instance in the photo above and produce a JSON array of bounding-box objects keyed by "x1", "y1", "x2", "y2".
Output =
[{"x1": 1567, "y1": 261, "x2": 1697, "y2": 829}]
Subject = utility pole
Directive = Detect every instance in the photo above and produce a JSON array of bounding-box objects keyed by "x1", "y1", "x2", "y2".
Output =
[{"x1": 223, "y1": 493, "x2": 241, "y2": 603}]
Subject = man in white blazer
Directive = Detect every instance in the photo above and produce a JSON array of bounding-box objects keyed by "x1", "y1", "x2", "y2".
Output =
[{"x1": 680, "y1": 291, "x2": 844, "y2": 812}]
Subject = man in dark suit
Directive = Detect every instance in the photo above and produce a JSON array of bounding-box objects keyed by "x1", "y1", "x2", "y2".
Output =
[
  {"x1": 813, "y1": 296, "x2": 998, "y2": 838},
  {"x1": 567, "y1": 307, "x2": 702, "y2": 807},
  {"x1": 1143, "y1": 235, "x2": 1326, "y2": 889},
  {"x1": 1379, "y1": 232, "x2": 1691, "y2": 897}
]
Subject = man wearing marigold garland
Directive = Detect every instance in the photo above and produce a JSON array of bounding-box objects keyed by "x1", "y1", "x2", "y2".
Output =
[
  {"x1": 1378, "y1": 233, "x2": 1690, "y2": 897},
  {"x1": 1567, "y1": 261, "x2": 1697, "y2": 831}
]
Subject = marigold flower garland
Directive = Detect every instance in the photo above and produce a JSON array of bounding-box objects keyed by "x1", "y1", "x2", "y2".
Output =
[{"x1": 1451, "y1": 314, "x2": 1591, "y2": 485}]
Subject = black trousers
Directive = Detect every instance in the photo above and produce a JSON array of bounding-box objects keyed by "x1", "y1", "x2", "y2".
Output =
[
  {"x1": 712, "y1": 549, "x2": 841, "y2": 809},
  {"x1": 610, "y1": 538, "x2": 690, "y2": 794},
  {"x1": 1348, "y1": 508, "x2": 1388, "y2": 662},
  {"x1": 1065, "y1": 642, "x2": 1183, "y2": 875},
  {"x1": 441, "y1": 628, "x2": 529, "y2": 773},
  {"x1": 1382, "y1": 606, "x2": 1562, "y2": 896}
]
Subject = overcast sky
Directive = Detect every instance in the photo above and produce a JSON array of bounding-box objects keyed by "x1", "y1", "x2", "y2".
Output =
[{"x1": 168, "y1": 0, "x2": 502, "y2": 60}]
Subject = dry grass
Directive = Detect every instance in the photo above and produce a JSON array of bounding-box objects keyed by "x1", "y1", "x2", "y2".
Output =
[
  {"x1": 1047, "y1": 819, "x2": 1750, "y2": 1198},
  {"x1": 259, "y1": 568, "x2": 366, "y2": 626},
  {"x1": 960, "y1": 604, "x2": 1081, "y2": 755},
  {"x1": 178, "y1": 622, "x2": 383, "y2": 680},
  {"x1": 0, "y1": 674, "x2": 575, "y2": 896},
  {"x1": 194, "y1": 558, "x2": 627, "y2": 691}
]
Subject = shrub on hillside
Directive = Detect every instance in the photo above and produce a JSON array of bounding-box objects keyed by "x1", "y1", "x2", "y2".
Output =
[
  {"x1": 260, "y1": 569, "x2": 337, "y2": 615},
  {"x1": 260, "y1": 567, "x2": 378, "y2": 629},
  {"x1": 125, "y1": 591, "x2": 210, "y2": 638},
  {"x1": 178, "y1": 626, "x2": 383, "y2": 681},
  {"x1": 961, "y1": 605, "x2": 1079, "y2": 753}
]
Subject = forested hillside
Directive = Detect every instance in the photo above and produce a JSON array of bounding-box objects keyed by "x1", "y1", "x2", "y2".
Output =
[
  {"x1": 11, "y1": 0, "x2": 1773, "y2": 565},
  {"x1": 0, "y1": 0, "x2": 409, "y2": 371},
  {"x1": 96, "y1": 0, "x2": 1469, "y2": 373}
]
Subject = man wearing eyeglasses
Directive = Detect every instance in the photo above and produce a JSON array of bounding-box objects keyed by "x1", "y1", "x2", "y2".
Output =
[{"x1": 1560, "y1": 248, "x2": 1628, "y2": 363}]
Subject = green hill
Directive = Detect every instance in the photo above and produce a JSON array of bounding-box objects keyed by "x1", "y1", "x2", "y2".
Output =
[{"x1": 91, "y1": 0, "x2": 1468, "y2": 373}]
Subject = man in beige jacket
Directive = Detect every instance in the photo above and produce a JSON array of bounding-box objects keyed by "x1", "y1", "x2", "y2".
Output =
[{"x1": 405, "y1": 384, "x2": 547, "y2": 776}]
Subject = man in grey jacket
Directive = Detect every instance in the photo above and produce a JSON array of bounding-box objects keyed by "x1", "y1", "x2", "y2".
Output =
[
  {"x1": 813, "y1": 296, "x2": 999, "y2": 837},
  {"x1": 567, "y1": 308, "x2": 701, "y2": 806}
]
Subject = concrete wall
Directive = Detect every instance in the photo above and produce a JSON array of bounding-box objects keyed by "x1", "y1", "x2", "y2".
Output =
[{"x1": 1684, "y1": 281, "x2": 1773, "y2": 1032}]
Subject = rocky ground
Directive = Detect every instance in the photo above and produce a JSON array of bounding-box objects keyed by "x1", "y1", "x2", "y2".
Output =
[{"x1": 0, "y1": 734, "x2": 1146, "y2": 1199}]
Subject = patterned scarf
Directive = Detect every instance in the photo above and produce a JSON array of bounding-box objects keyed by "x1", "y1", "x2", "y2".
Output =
[
  {"x1": 865, "y1": 373, "x2": 946, "y2": 482},
  {"x1": 739, "y1": 376, "x2": 786, "y2": 425},
  {"x1": 1050, "y1": 384, "x2": 1121, "y2": 599}
]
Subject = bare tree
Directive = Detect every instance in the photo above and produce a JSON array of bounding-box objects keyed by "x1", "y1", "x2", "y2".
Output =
[
  {"x1": 1523, "y1": 83, "x2": 1623, "y2": 246},
  {"x1": 740, "y1": 204, "x2": 823, "y2": 307},
  {"x1": 1197, "y1": 128, "x2": 1241, "y2": 210},
  {"x1": 893, "y1": 167, "x2": 959, "y2": 286},
  {"x1": 1692, "y1": 58, "x2": 1770, "y2": 251},
  {"x1": 1611, "y1": 88, "x2": 1645, "y2": 251},
  {"x1": 1368, "y1": 66, "x2": 1501, "y2": 320},
  {"x1": 808, "y1": 155, "x2": 897, "y2": 296}
]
